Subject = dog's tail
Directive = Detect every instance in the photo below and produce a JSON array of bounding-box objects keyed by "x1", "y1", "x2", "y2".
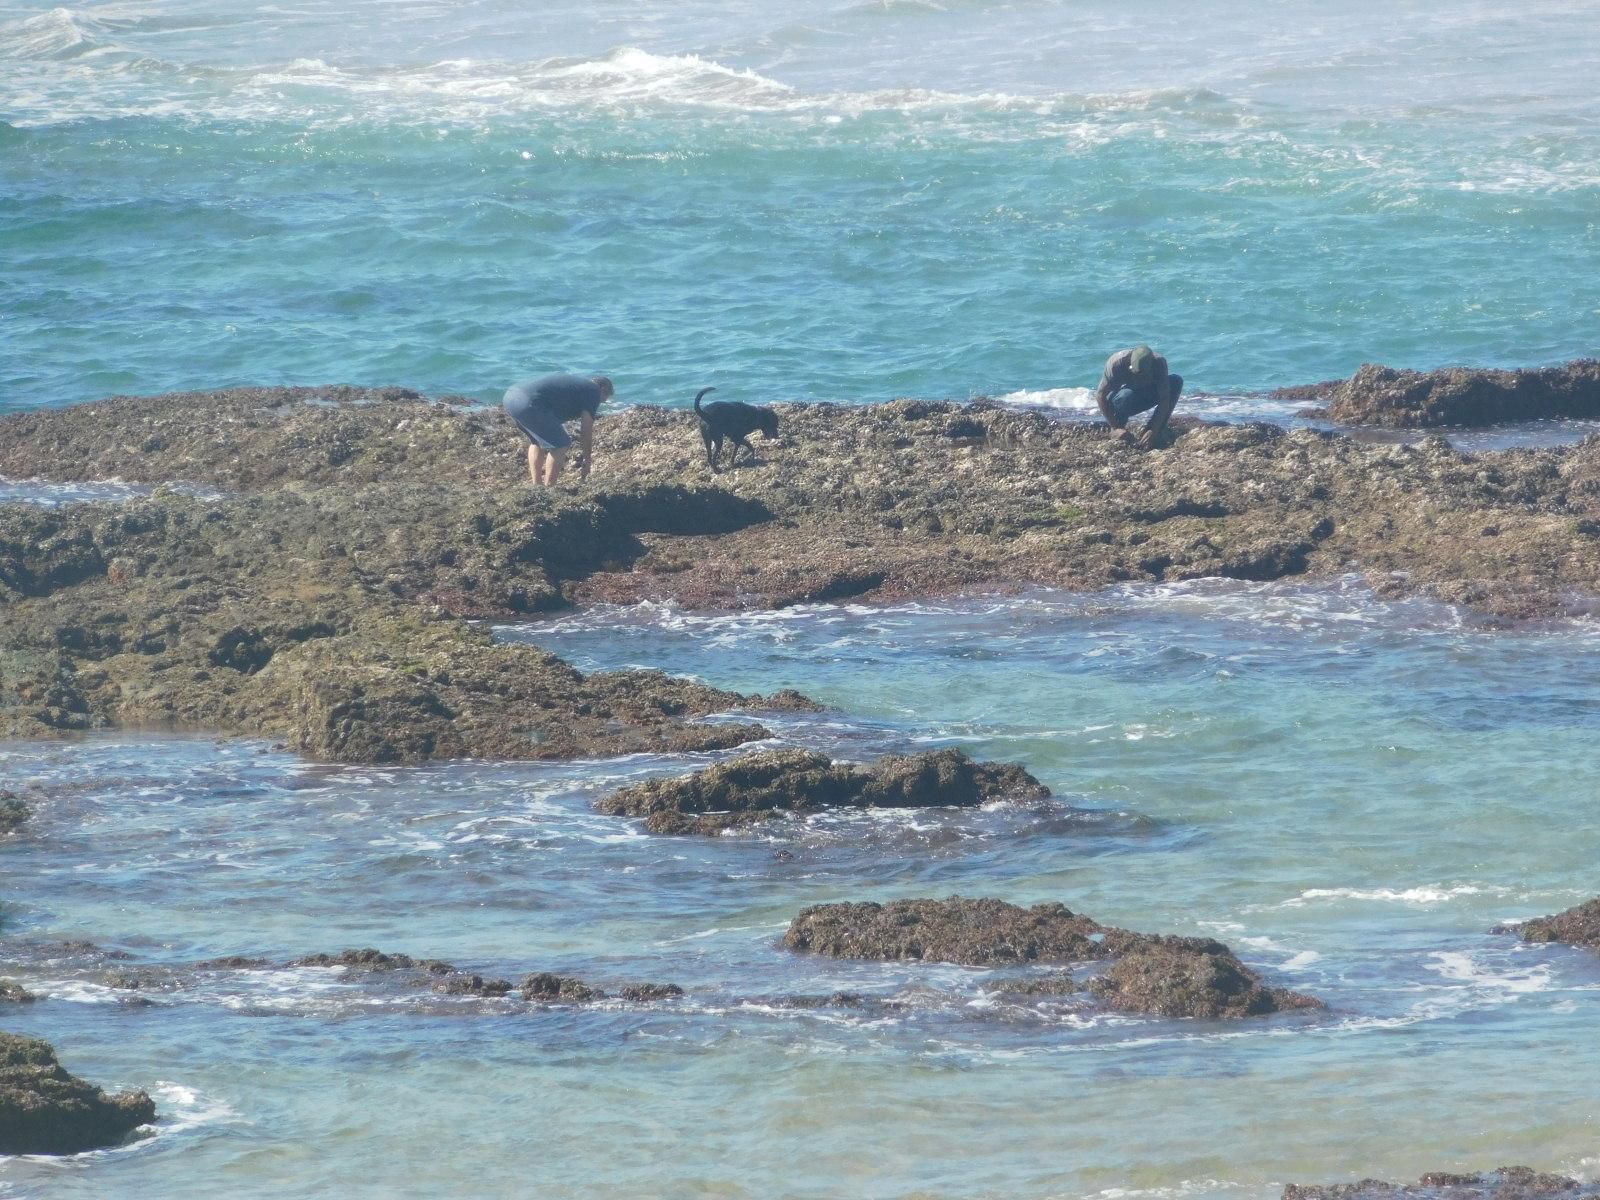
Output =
[{"x1": 693, "y1": 387, "x2": 716, "y2": 416}]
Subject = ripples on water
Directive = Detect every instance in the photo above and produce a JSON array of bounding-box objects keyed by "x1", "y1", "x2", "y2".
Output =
[
  {"x1": 3, "y1": 0, "x2": 1599, "y2": 410},
  {"x1": 6, "y1": 582, "x2": 1600, "y2": 1196}
]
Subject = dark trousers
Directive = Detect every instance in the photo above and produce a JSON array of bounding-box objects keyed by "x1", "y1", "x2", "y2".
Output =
[{"x1": 1108, "y1": 374, "x2": 1183, "y2": 424}]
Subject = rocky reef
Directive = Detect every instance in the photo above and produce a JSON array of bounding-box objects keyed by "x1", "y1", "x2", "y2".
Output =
[
  {"x1": 595, "y1": 747, "x2": 1049, "y2": 835},
  {"x1": 1282, "y1": 1166, "x2": 1600, "y2": 1200},
  {"x1": 1325, "y1": 360, "x2": 1600, "y2": 428},
  {"x1": 1499, "y1": 897, "x2": 1600, "y2": 952},
  {"x1": 8, "y1": 385, "x2": 1600, "y2": 760},
  {"x1": 783, "y1": 897, "x2": 1321, "y2": 1019},
  {"x1": 0, "y1": 1031, "x2": 156, "y2": 1155},
  {"x1": 0, "y1": 980, "x2": 38, "y2": 1003},
  {"x1": 280, "y1": 949, "x2": 680, "y2": 1005}
]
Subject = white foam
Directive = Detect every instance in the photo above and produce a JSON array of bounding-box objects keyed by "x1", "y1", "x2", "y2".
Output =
[
  {"x1": 1274, "y1": 884, "x2": 1507, "y2": 908},
  {"x1": 1427, "y1": 950, "x2": 1553, "y2": 995}
]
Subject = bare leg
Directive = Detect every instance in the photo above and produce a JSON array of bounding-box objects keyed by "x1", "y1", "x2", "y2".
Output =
[
  {"x1": 544, "y1": 448, "x2": 568, "y2": 486},
  {"x1": 527, "y1": 444, "x2": 547, "y2": 484}
]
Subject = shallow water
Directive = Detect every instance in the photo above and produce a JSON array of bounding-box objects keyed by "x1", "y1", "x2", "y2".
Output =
[
  {"x1": 3, "y1": 0, "x2": 1599, "y2": 414},
  {"x1": 5, "y1": 580, "x2": 1600, "y2": 1196}
]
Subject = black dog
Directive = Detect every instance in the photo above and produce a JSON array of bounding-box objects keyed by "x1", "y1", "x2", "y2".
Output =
[{"x1": 693, "y1": 387, "x2": 779, "y2": 471}]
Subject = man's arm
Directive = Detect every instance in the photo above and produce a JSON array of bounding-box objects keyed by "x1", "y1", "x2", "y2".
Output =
[
  {"x1": 1137, "y1": 370, "x2": 1177, "y2": 448},
  {"x1": 577, "y1": 411, "x2": 595, "y2": 480},
  {"x1": 1094, "y1": 351, "x2": 1129, "y2": 429}
]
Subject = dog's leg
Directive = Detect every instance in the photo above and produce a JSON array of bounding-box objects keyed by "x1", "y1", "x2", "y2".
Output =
[{"x1": 702, "y1": 431, "x2": 719, "y2": 470}]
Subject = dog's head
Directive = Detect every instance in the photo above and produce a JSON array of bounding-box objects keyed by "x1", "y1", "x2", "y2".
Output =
[{"x1": 757, "y1": 409, "x2": 781, "y2": 438}]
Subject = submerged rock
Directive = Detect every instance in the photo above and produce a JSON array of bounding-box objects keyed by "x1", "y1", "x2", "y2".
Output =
[
  {"x1": 517, "y1": 973, "x2": 604, "y2": 1003},
  {"x1": 782, "y1": 897, "x2": 1113, "y2": 966},
  {"x1": 616, "y1": 982, "x2": 686, "y2": 1003},
  {"x1": 1282, "y1": 1166, "x2": 1599, "y2": 1200},
  {"x1": 434, "y1": 974, "x2": 514, "y2": 998},
  {"x1": 1499, "y1": 896, "x2": 1600, "y2": 952},
  {"x1": 0, "y1": 1032, "x2": 156, "y2": 1156},
  {"x1": 0, "y1": 792, "x2": 29, "y2": 834},
  {"x1": 1327, "y1": 360, "x2": 1600, "y2": 427},
  {"x1": 193, "y1": 955, "x2": 270, "y2": 970},
  {"x1": 783, "y1": 896, "x2": 1322, "y2": 1019},
  {"x1": 0, "y1": 980, "x2": 38, "y2": 1003},
  {"x1": 763, "y1": 991, "x2": 874, "y2": 1010},
  {"x1": 290, "y1": 949, "x2": 455, "y2": 974},
  {"x1": 983, "y1": 974, "x2": 1081, "y2": 998},
  {"x1": 596, "y1": 747, "x2": 1049, "y2": 835},
  {"x1": 1086, "y1": 936, "x2": 1322, "y2": 1019}
]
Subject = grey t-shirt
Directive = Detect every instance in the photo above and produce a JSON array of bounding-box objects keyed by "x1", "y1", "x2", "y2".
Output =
[
  {"x1": 509, "y1": 374, "x2": 604, "y2": 422},
  {"x1": 1095, "y1": 349, "x2": 1169, "y2": 405}
]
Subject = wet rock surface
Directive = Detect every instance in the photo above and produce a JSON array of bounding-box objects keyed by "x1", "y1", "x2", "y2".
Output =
[
  {"x1": 1326, "y1": 360, "x2": 1600, "y2": 428},
  {"x1": 0, "y1": 980, "x2": 38, "y2": 1003},
  {"x1": 783, "y1": 897, "x2": 1322, "y2": 1019},
  {"x1": 1282, "y1": 1166, "x2": 1600, "y2": 1200},
  {"x1": 782, "y1": 897, "x2": 1116, "y2": 966},
  {"x1": 0, "y1": 792, "x2": 28, "y2": 834},
  {"x1": 9, "y1": 385, "x2": 1600, "y2": 761},
  {"x1": 290, "y1": 948, "x2": 456, "y2": 974},
  {"x1": 1086, "y1": 936, "x2": 1322, "y2": 1018},
  {"x1": 595, "y1": 747, "x2": 1050, "y2": 835},
  {"x1": 1499, "y1": 896, "x2": 1600, "y2": 951},
  {"x1": 0, "y1": 1031, "x2": 156, "y2": 1156}
]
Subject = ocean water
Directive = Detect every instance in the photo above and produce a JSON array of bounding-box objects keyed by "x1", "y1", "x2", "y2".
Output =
[
  {"x1": 7, "y1": 4, "x2": 1600, "y2": 1197},
  {"x1": 5, "y1": 581, "x2": 1600, "y2": 1197},
  {"x1": 2, "y1": 0, "x2": 1599, "y2": 416}
]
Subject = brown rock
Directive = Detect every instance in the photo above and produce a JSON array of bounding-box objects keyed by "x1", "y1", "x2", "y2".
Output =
[
  {"x1": 434, "y1": 974, "x2": 514, "y2": 997},
  {"x1": 1501, "y1": 896, "x2": 1600, "y2": 951},
  {"x1": 1327, "y1": 360, "x2": 1600, "y2": 427},
  {"x1": 1282, "y1": 1165, "x2": 1598, "y2": 1200},
  {"x1": 0, "y1": 1032, "x2": 156, "y2": 1155},
  {"x1": 782, "y1": 897, "x2": 1112, "y2": 965},
  {"x1": 597, "y1": 748, "x2": 1049, "y2": 836},
  {"x1": 518, "y1": 973, "x2": 604, "y2": 1003},
  {"x1": 616, "y1": 983, "x2": 686, "y2": 1002},
  {"x1": 1086, "y1": 936, "x2": 1324, "y2": 1019},
  {"x1": 0, "y1": 792, "x2": 29, "y2": 834},
  {"x1": 289, "y1": 949, "x2": 455, "y2": 974}
]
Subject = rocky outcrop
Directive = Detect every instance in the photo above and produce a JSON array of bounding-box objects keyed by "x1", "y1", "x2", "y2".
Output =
[
  {"x1": 595, "y1": 748, "x2": 1049, "y2": 835},
  {"x1": 1327, "y1": 360, "x2": 1600, "y2": 428},
  {"x1": 1499, "y1": 896, "x2": 1600, "y2": 951},
  {"x1": 782, "y1": 897, "x2": 1116, "y2": 966},
  {"x1": 0, "y1": 1032, "x2": 156, "y2": 1155},
  {"x1": 1282, "y1": 1166, "x2": 1600, "y2": 1200},
  {"x1": 1086, "y1": 936, "x2": 1322, "y2": 1018},
  {"x1": 0, "y1": 792, "x2": 28, "y2": 834},
  {"x1": 0, "y1": 980, "x2": 38, "y2": 1003},
  {"x1": 11, "y1": 384, "x2": 1600, "y2": 763},
  {"x1": 783, "y1": 897, "x2": 1322, "y2": 1019}
]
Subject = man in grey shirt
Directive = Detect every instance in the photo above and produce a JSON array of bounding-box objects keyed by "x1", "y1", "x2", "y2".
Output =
[
  {"x1": 1094, "y1": 346, "x2": 1183, "y2": 448},
  {"x1": 502, "y1": 373, "x2": 614, "y2": 486}
]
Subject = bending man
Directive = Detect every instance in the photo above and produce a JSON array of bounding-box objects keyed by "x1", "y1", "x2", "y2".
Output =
[
  {"x1": 1094, "y1": 345, "x2": 1183, "y2": 448},
  {"x1": 502, "y1": 373, "x2": 614, "y2": 486}
]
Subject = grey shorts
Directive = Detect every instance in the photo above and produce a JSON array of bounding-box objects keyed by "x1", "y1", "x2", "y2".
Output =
[{"x1": 502, "y1": 386, "x2": 572, "y2": 451}]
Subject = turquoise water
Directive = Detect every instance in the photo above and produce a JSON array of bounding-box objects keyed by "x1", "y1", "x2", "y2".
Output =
[
  {"x1": 7, "y1": 4, "x2": 1600, "y2": 1195},
  {"x1": 3, "y1": 0, "x2": 1599, "y2": 414},
  {"x1": 4, "y1": 582, "x2": 1600, "y2": 1197}
]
